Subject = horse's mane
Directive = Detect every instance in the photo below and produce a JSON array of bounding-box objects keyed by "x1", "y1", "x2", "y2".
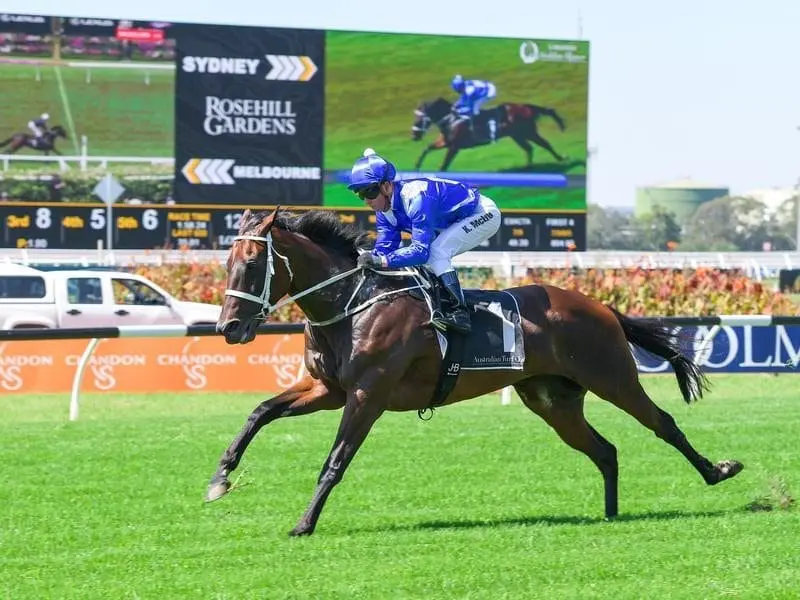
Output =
[{"x1": 248, "y1": 209, "x2": 374, "y2": 259}]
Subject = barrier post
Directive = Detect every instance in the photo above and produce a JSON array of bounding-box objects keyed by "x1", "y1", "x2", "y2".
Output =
[
  {"x1": 69, "y1": 337, "x2": 100, "y2": 421},
  {"x1": 501, "y1": 387, "x2": 514, "y2": 405}
]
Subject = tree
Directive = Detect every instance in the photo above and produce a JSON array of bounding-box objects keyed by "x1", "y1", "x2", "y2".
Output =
[
  {"x1": 587, "y1": 204, "x2": 636, "y2": 249},
  {"x1": 630, "y1": 205, "x2": 682, "y2": 251},
  {"x1": 775, "y1": 196, "x2": 799, "y2": 249},
  {"x1": 681, "y1": 195, "x2": 794, "y2": 251}
]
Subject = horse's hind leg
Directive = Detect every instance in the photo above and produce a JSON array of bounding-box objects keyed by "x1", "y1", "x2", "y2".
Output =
[
  {"x1": 514, "y1": 375, "x2": 619, "y2": 518},
  {"x1": 599, "y1": 379, "x2": 742, "y2": 485},
  {"x1": 205, "y1": 376, "x2": 345, "y2": 502},
  {"x1": 528, "y1": 131, "x2": 565, "y2": 162},
  {"x1": 510, "y1": 135, "x2": 534, "y2": 166},
  {"x1": 578, "y1": 340, "x2": 743, "y2": 487}
]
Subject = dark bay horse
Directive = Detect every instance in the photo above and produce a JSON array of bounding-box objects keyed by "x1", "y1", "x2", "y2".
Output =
[
  {"x1": 411, "y1": 97, "x2": 567, "y2": 171},
  {"x1": 0, "y1": 125, "x2": 67, "y2": 155},
  {"x1": 208, "y1": 207, "x2": 744, "y2": 536}
]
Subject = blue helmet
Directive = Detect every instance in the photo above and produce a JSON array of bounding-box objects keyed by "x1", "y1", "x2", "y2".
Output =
[
  {"x1": 347, "y1": 148, "x2": 397, "y2": 190},
  {"x1": 451, "y1": 74, "x2": 465, "y2": 93}
]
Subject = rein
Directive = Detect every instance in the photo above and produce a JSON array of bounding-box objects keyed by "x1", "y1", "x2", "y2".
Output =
[{"x1": 224, "y1": 232, "x2": 430, "y2": 327}]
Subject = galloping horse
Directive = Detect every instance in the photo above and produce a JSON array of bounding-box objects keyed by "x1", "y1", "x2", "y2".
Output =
[
  {"x1": 411, "y1": 97, "x2": 567, "y2": 171},
  {"x1": 0, "y1": 125, "x2": 68, "y2": 155},
  {"x1": 208, "y1": 207, "x2": 743, "y2": 536}
]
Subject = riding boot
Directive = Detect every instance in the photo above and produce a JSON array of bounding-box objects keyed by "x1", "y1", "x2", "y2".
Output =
[{"x1": 433, "y1": 270, "x2": 471, "y2": 334}]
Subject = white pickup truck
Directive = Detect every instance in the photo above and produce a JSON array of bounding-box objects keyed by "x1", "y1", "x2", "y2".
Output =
[{"x1": 0, "y1": 264, "x2": 221, "y2": 330}]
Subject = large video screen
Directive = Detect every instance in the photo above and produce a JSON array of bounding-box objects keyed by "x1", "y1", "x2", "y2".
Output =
[
  {"x1": 324, "y1": 31, "x2": 589, "y2": 212},
  {"x1": 0, "y1": 13, "x2": 589, "y2": 252}
]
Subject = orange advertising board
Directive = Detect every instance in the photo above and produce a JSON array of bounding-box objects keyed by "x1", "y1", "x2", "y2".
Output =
[{"x1": 0, "y1": 334, "x2": 307, "y2": 394}]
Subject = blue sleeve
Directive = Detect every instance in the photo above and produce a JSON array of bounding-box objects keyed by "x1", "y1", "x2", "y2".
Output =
[
  {"x1": 384, "y1": 192, "x2": 435, "y2": 268},
  {"x1": 372, "y1": 211, "x2": 401, "y2": 257}
]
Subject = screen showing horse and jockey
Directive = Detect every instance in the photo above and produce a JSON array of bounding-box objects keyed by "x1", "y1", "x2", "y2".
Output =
[{"x1": 323, "y1": 32, "x2": 589, "y2": 212}]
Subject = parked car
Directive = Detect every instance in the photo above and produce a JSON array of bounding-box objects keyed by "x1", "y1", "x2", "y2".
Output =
[{"x1": 0, "y1": 264, "x2": 221, "y2": 329}]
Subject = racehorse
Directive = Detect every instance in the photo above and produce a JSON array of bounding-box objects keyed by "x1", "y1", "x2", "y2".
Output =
[
  {"x1": 411, "y1": 97, "x2": 567, "y2": 171},
  {"x1": 0, "y1": 125, "x2": 68, "y2": 155},
  {"x1": 208, "y1": 207, "x2": 744, "y2": 536}
]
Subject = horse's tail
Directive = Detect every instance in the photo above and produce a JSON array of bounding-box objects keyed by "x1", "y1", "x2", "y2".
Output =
[
  {"x1": 527, "y1": 104, "x2": 566, "y2": 132},
  {"x1": 608, "y1": 306, "x2": 709, "y2": 404}
]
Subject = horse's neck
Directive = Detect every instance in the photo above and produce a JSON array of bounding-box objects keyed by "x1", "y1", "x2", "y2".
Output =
[{"x1": 280, "y1": 237, "x2": 357, "y2": 322}]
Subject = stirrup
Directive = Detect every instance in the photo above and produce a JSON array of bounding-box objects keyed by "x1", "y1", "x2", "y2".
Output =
[{"x1": 432, "y1": 310, "x2": 471, "y2": 335}]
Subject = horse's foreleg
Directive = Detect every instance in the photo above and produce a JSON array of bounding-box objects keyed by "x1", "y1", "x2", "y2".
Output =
[
  {"x1": 205, "y1": 376, "x2": 345, "y2": 502},
  {"x1": 439, "y1": 147, "x2": 459, "y2": 171},
  {"x1": 289, "y1": 388, "x2": 385, "y2": 536},
  {"x1": 415, "y1": 144, "x2": 437, "y2": 170},
  {"x1": 415, "y1": 137, "x2": 447, "y2": 170}
]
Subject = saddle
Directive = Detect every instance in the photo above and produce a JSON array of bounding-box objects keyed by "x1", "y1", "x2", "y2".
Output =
[
  {"x1": 447, "y1": 108, "x2": 500, "y2": 144},
  {"x1": 392, "y1": 267, "x2": 526, "y2": 418}
]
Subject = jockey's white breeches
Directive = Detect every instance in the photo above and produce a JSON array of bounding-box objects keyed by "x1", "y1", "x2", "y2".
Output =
[{"x1": 425, "y1": 195, "x2": 501, "y2": 276}]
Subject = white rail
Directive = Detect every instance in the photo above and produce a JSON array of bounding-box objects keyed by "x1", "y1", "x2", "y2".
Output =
[
  {"x1": 0, "y1": 154, "x2": 173, "y2": 171},
  {"x1": 1, "y1": 249, "x2": 797, "y2": 274},
  {"x1": 0, "y1": 135, "x2": 172, "y2": 172}
]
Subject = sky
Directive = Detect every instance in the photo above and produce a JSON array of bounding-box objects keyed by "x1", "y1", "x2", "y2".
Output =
[{"x1": 5, "y1": 0, "x2": 800, "y2": 207}]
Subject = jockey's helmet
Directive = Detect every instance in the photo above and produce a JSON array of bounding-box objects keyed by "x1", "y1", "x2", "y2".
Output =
[
  {"x1": 347, "y1": 149, "x2": 397, "y2": 191},
  {"x1": 41, "y1": 113, "x2": 49, "y2": 120},
  {"x1": 451, "y1": 74, "x2": 465, "y2": 93}
]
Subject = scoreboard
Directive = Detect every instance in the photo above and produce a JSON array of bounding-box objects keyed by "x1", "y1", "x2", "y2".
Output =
[{"x1": 0, "y1": 202, "x2": 584, "y2": 251}]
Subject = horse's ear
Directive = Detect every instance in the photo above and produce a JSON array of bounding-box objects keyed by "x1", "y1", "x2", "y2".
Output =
[
  {"x1": 257, "y1": 206, "x2": 280, "y2": 234},
  {"x1": 240, "y1": 209, "x2": 252, "y2": 231}
]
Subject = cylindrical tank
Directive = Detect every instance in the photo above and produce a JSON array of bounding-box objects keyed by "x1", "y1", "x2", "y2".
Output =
[{"x1": 635, "y1": 179, "x2": 729, "y2": 223}]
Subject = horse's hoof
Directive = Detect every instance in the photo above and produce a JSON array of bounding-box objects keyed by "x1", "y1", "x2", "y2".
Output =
[
  {"x1": 205, "y1": 478, "x2": 230, "y2": 503},
  {"x1": 711, "y1": 460, "x2": 744, "y2": 484},
  {"x1": 288, "y1": 523, "x2": 314, "y2": 537}
]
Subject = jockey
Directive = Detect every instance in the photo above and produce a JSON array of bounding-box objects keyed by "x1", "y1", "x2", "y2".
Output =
[
  {"x1": 348, "y1": 149, "x2": 501, "y2": 334},
  {"x1": 450, "y1": 75, "x2": 498, "y2": 142},
  {"x1": 27, "y1": 113, "x2": 50, "y2": 142}
]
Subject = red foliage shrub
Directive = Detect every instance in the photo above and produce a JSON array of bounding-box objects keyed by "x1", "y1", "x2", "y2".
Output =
[{"x1": 129, "y1": 260, "x2": 800, "y2": 322}]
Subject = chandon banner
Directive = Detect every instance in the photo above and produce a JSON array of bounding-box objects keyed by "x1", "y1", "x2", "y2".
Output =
[
  {"x1": 633, "y1": 325, "x2": 800, "y2": 373},
  {"x1": 174, "y1": 24, "x2": 325, "y2": 205}
]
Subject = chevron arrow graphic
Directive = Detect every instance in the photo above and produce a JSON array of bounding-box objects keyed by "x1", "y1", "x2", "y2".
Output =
[
  {"x1": 264, "y1": 54, "x2": 317, "y2": 81},
  {"x1": 299, "y1": 56, "x2": 317, "y2": 81},
  {"x1": 181, "y1": 158, "x2": 201, "y2": 184},
  {"x1": 182, "y1": 158, "x2": 236, "y2": 185}
]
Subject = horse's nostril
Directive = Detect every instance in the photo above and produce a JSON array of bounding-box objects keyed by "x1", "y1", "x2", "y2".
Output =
[{"x1": 218, "y1": 320, "x2": 240, "y2": 335}]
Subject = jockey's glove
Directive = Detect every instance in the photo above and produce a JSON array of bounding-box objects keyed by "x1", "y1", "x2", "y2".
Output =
[{"x1": 357, "y1": 253, "x2": 387, "y2": 269}]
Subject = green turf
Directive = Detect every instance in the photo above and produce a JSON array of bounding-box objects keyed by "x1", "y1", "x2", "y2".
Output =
[
  {"x1": 0, "y1": 63, "x2": 174, "y2": 158},
  {"x1": 0, "y1": 375, "x2": 797, "y2": 599}
]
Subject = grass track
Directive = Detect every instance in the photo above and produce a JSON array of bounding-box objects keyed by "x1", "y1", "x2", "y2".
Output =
[
  {"x1": 0, "y1": 374, "x2": 797, "y2": 599},
  {"x1": 0, "y1": 63, "x2": 174, "y2": 157}
]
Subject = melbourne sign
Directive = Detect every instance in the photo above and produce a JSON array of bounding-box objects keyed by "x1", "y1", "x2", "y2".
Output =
[
  {"x1": 633, "y1": 325, "x2": 800, "y2": 374},
  {"x1": 174, "y1": 24, "x2": 324, "y2": 205}
]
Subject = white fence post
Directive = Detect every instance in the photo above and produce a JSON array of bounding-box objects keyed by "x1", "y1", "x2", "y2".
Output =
[
  {"x1": 69, "y1": 337, "x2": 100, "y2": 421},
  {"x1": 500, "y1": 386, "x2": 514, "y2": 405}
]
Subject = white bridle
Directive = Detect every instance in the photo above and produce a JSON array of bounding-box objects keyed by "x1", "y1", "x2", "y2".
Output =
[{"x1": 223, "y1": 232, "x2": 431, "y2": 327}]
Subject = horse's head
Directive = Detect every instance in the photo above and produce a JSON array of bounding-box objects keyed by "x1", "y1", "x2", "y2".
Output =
[
  {"x1": 51, "y1": 125, "x2": 67, "y2": 138},
  {"x1": 217, "y1": 207, "x2": 293, "y2": 345},
  {"x1": 411, "y1": 97, "x2": 453, "y2": 141}
]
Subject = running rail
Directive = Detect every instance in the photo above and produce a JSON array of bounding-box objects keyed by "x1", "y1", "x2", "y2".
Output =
[{"x1": 2, "y1": 317, "x2": 799, "y2": 419}]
